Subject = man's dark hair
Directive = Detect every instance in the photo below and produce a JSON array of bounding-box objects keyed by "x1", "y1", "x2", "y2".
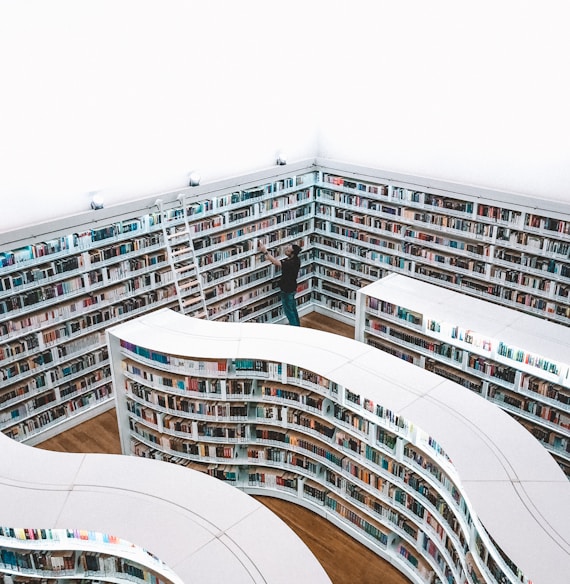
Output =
[{"x1": 291, "y1": 244, "x2": 302, "y2": 256}]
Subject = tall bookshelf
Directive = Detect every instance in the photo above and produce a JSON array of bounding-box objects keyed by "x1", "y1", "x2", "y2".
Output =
[
  {"x1": 107, "y1": 310, "x2": 570, "y2": 584},
  {"x1": 310, "y1": 160, "x2": 570, "y2": 327},
  {"x1": 0, "y1": 163, "x2": 317, "y2": 445},
  {"x1": 0, "y1": 430, "x2": 330, "y2": 583},
  {"x1": 188, "y1": 171, "x2": 315, "y2": 322},
  {"x1": 354, "y1": 273, "x2": 570, "y2": 476},
  {"x1": 0, "y1": 216, "x2": 172, "y2": 444},
  {"x1": 1, "y1": 158, "x2": 569, "y2": 446}
]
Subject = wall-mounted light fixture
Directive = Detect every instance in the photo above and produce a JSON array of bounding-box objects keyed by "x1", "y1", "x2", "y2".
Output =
[
  {"x1": 188, "y1": 171, "x2": 201, "y2": 187},
  {"x1": 90, "y1": 194, "x2": 104, "y2": 210},
  {"x1": 276, "y1": 152, "x2": 287, "y2": 166}
]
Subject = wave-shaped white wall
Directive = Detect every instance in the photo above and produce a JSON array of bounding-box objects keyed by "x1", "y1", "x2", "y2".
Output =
[
  {"x1": 106, "y1": 311, "x2": 570, "y2": 584},
  {"x1": 0, "y1": 432, "x2": 332, "y2": 583}
]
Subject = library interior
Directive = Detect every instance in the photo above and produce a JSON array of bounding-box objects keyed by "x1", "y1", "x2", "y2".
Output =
[{"x1": 1, "y1": 3, "x2": 569, "y2": 584}]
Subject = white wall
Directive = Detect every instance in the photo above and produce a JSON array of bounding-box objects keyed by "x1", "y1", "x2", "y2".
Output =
[
  {"x1": 316, "y1": 2, "x2": 570, "y2": 204},
  {"x1": 1, "y1": 1, "x2": 569, "y2": 234},
  {"x1": 0, "y1": 1, "x2": 319, "y2": 232}
]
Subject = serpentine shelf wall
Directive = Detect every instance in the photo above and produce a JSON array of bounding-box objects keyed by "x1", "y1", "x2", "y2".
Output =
[
  {"x1": 106, "y1": 310, "x2": 569, "y2": 584},
  {"x1": 0, "y1": 428, "x2": 331, "y2": 583}
]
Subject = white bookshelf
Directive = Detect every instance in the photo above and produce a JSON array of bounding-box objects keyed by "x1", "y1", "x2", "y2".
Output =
[
  {"x1": 0, "y1": 430, "x2": 330, "y2": 584},
  {"x1": 107, "y1": 310, "x2": 570, "y2": 584},
  {"x1": 0, "y1": 163, "x2": 317, "y2": 444},
  {"x1": 310, "y1": 160, "x2": 570, "y2": 327},
  {"x1": 355, "y1": 274, "x2": 570, "y2": 475}
]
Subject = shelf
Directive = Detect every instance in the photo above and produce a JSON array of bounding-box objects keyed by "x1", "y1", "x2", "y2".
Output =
[
  {"x1": 0, "y1": 430, "x2": 329, "y2": 583},
  {"x1": 107, "y1": 310, "x2": 570, "y2": 584},
  {"x1": 356, "y1": 274, "x2": 570, "y2": 475}
]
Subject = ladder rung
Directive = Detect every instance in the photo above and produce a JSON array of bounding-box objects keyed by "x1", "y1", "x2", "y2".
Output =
[
  {"x1": 168, "y1": 228, "x2": 190, "y2": 237},
  {"x1": 187, "y1": 309, "x2": 207, "y2": 319},
  {"x1": 179, "y1": 280, "x2": 198, "y2": 290},
  {"x1": 182, "y1": 297, "x2": 202, "y2": 307}
]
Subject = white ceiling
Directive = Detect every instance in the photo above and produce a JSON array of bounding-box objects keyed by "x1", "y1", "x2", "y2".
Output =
[{"x1": 1, "y1": 0, "x2": 569, "y2": 233}]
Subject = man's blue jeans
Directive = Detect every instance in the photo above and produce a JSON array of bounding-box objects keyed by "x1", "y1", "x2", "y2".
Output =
[{"x1": 281, "y1": 292, "x2": 300, "y2": 326}]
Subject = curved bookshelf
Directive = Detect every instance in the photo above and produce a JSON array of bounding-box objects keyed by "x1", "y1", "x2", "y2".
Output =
[
  {"x1": 354, "y1": 273, "x2": 570, "y2": 475},
  {"x1": 107, "y1": 310, "x2": 570, "y2": 584},
  {"x1": 0, "y1": 429, "x2": 331, "y2": 583}
]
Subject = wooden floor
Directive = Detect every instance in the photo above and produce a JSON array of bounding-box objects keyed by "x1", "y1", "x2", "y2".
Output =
[{"x1": 37, "y1": 312, "x2": 410, "y2": 584}]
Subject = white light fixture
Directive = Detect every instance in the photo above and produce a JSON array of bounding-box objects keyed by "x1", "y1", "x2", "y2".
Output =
[
  {"x1": 188, "y1": 171, "x2": 201, "y2": 187},
  {"x1": 276, "y1": 151, "x2": 287, "y2": 166},
  {"x1": 90, "y1": 194, "x2": 104, "y2": 210}
]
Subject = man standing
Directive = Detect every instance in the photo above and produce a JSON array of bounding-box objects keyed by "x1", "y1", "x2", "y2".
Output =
[{"x1": 258, "y1": 241, "x2": 302, "y2": 326}]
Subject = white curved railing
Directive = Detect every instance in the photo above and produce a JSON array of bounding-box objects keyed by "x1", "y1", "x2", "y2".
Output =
[
  {"x1": 107, "y1": 310, "x2": 570, "y2": 584},
  {"x1": 0, "y1": 425, "x2": 332, "y2": 583}
]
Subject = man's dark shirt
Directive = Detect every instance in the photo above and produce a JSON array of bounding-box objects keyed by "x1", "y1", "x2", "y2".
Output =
[{"x1": 279, "y1": 256, "x2": 301, "y2": 293}]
